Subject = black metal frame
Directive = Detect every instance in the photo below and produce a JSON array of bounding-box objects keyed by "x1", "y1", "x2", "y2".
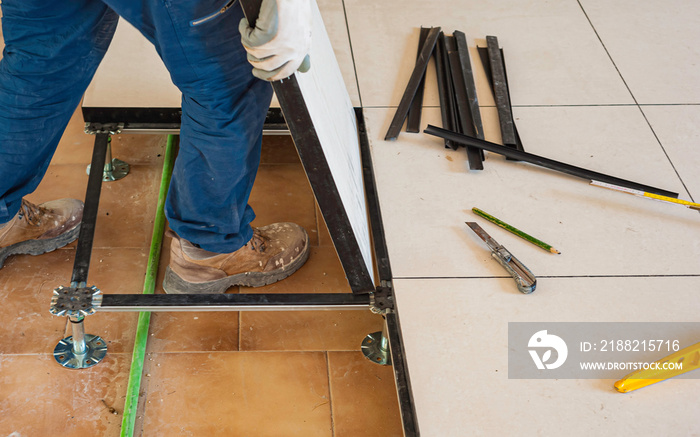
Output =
[
  {"x1": 67, "y1": 106, "x2": 419, "y2": 435},
  {"x1": 72, "y1": 1, "x2": 419, "y2": 430}
]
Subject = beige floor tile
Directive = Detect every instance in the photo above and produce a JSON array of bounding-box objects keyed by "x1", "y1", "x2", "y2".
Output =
[
  {"x1": 240, "y1": 310, "x2": 383, "y2": 351},
  {"x1": 0, "y1": 353, "x2": 130, "y2": 436},
  {"x1": 579, "y1": 0, "x2": 700, "y2": 104},
  {"x1": 344, "y1": 0, "x2": 632, "y2": 107},
  {"x1": 328, "y1": 352, "x2": 403, "y2": 437},
  {"x1": 641, "y1": 105, "x2": 700, "y2": 200},
  {"x1": 138, "y1": 352, "x2": 332, "y2": 436},
  {"x1": 394, "y1": 277, "x2": 700, "y2": 436},
  {"x1": 250, "y1": 164, "x2": 319, "y2": 247},
  {"x1": 368, "y1": 106, "x2": 698, "y2": 278}
]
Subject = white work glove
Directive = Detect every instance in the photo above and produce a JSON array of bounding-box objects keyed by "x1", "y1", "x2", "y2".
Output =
[{"x1": 239, "y1": 0, "x2": 312, "y2": 81}]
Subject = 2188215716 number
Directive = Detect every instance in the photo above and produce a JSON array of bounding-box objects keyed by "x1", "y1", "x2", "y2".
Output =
[{"x1": 600, "y1": 339, "x2": 680, "y2": 352}]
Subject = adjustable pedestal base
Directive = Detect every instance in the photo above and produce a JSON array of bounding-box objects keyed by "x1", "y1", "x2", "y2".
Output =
[
  {"x1": 361, "y1": 329, "x2": 391, "y2": 366},
  {"x1": 54, "y1": 334, "x2": 108, "y2": 369}
]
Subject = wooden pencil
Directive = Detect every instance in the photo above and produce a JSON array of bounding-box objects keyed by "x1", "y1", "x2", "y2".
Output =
[{"x1": 472, "y1": 207, "x2": 560, "y2": 254}]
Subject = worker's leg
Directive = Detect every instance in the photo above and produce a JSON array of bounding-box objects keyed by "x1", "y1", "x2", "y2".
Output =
[
  {"x1": 107, "y1": 0, "x2": 273, "y2": 253},
  {"x1": 0, "y1": 0, "x2": 118, "y2": 223},
  {"x1": 0, "y1": 1, "x2": 118, "y2": 267},
  {"x1": 105, "y1": 1, "x2": 308, "y2": 292}
]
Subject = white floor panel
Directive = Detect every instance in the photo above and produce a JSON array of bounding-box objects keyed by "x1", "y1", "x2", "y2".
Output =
[
  {"x1": 579, "y1": 0, "x2": 700, "y2": 104},
  {"x1": 366, "y1": 106, "x2": 699, "y2": 279},
  {"x1": 344, "y1": 0, "x2": 633, "y2": 108},
  {"x1": 394, "y1": 276, "x2": 700, "y2": 437}
]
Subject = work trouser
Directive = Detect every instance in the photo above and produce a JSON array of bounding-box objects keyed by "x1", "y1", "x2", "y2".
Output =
[{"x1": 0, "y1": 0, "x2": 273, "y2": 253}]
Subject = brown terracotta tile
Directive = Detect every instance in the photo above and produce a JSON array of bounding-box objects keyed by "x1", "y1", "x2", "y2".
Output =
[
  {"x1": 316, "y1": 202, "x2": 334, "y2": 247},
  {"x1": 244, "y1": 246, "x2": 350, "y2": 294},
  {"x1": 147, "y1": 312, "x2": 239, "y2": 352},
  {"x1": 249, "y1": 164, "x2": 319, "y2": 247},
  {"x1": 240, "y1": 310, "x2": 384, "y2": 352},
  {"x1": 260, "y1": 134, "x2": 301, "y2": 164},
  {"x1": 0, "y1": 353, "x2": 130, "y2": 435},
  {"x1": 0, "y1": 250, "x2": 73, "y2": 354},
  {"x1": 27, "y1": 163, "x2": 162, "y2": 250},
  {"x1": 138, "y1": 352, "x2": 332, "y2": 436},
  {"x1": 328, "y1": 352, "x2": 404, "y2": 437},
  {"x1": 52, "y1": 109, "x2": 168, "y2": 166},
  {"x1": 0, "y1": 248, "x2": 145, "y2": 354}
]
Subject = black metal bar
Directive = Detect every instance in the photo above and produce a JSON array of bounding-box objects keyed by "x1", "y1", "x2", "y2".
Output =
[
  {"x1": 385, "y1": 27, "x2": 441, "y2": 141},
  {"x1": 386, "y1": 312, "x2": 420, "y2": 436},
  {"x1": 406, "y1": 27, "x2": 431, "y2": 133},
  {"x1": 479, "y1": 45, "x2": 525, "y2": 158},
  {"x1": 99, "y1": 293, "x2": 370, "y2": 312},
  {"x1": 83, "y1": 108, "x2": 287, "y2": 132},
  {"x1": 500, "y1": 48, "x2": 526, "y2": 155},
  {"x1": 356, "y1": 108, "x2": 393, "y2": 283},
  {"x1": 434, "y1": 32, "x2": 456, "y2": 149},
  {"x1": 486, "y1": 36, "x2": 517, "y2": 148},
  {"x1": 446, "y1": 35, "x2": 483, "y2": 170},
  {"x1": 454, "y1": 31, "x2": 483, "y2": 141},
  {"x1": 71, "y1": 133, "x2": 109, "y2": 285},
  {"x1": 424, "y1": 125, "x2": 680, "y2": 198}
]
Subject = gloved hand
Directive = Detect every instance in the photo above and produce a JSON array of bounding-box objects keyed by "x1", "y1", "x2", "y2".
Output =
[{"x1": 239, "y1": 0, "x2": 312, "y2": 81}]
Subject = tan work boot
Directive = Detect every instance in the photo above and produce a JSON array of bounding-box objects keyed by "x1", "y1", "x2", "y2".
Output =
[
  {"x1": 163, "y1": 222, "x2": 310, "y2": 294},
  {"x1": 0, "y1": 198, "x2": 84, "y2": 269}
]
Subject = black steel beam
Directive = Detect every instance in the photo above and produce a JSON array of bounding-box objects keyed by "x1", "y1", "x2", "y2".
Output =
[
  {"x1": 454, "y1": 31, "x2": 483, "y2": 141},
  {"x1": 99, "y1": 293, "x2": 371, "y2": 312},
  {"x1": 356, "y1": 108, "x2": 393, "y2": 283},
  {"x1": 406, "y1": 27, "x2": 431, "y2": 133},
  {"x1": 424, "y1": 125, "x2": 679, "y2": 198},
  {"x1": 486, "y1": 36, "x2": 517, "y2": 149},
  {"x1": 387, "y1": 312, "x2": 420, "y2": 436},
  {"x1": 446, "y1": 35, "x2": 483, "y2": 169},
  {"x1": 71, "y1": 133, "x2": 109, "y2": 285},
  {"x1": 385, "y1": 27, "x2": 441, "y2": 140},
  {"x1": 434, "y1": 32, "x2": 457, "y2": 149}
]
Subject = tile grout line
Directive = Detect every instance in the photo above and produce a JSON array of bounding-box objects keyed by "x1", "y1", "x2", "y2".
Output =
[
  {"x1": 393, "y1": 274, "x2": 700, "y2": 280},
  {"x1": 341, "y1": 0, "x2": 363, "y2": 108},
  {"x1": 325, "y1": 351, "x2": 336, "y2": 437},
  {"x1": 359, "y1": 103, "x2": 700, "y2": 110},
  {"x1": 575, "y1": 0, "x2": 695, "y2": 201}
]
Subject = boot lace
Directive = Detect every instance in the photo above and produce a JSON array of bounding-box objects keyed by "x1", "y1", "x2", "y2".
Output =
[
  {"x1": 18, "y1": 199, "x2": 47, "y2": 226},
  {"x1": 248, "y1": 229, "x2": 269, "y2": 253}
]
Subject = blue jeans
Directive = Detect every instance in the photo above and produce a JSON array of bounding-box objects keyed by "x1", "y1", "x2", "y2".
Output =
[{"x1": 0, "y1": 0, "x2": 273, "y2": 253}]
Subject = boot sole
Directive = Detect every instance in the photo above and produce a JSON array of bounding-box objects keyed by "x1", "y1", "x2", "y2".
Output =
[
  {"x1": 0, "y1": 224, "x2": 81, "y2": 269},
  {"x1": 162, "y1": 242, "x2": 311, "y2": 294}
]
